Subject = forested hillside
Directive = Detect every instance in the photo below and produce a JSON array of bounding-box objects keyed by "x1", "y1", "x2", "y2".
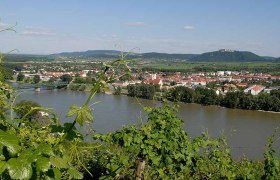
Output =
[{"x1": 191, "y1": 49, "x2": 265, "y2": 62}]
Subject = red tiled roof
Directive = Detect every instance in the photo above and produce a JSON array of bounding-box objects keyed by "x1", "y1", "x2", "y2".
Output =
[
  {"x1": 251, "y1": 85, "x2": 265, "y2": 92},
  {"x1": 144, "y1": 78, "x2": 162, "y2": 85}
]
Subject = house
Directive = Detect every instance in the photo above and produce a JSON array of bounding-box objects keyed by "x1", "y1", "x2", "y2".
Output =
[
  {"x1": 236, "y1": 82, "x2": 248, "y2": 88},
  {"x1": 244, "y1": 85, "x2": 265, "y2": 95},
  {"x1": 80, "y1": 72, "x2": 87, "y2": 77},
  {"x1": 47, "y1": 72, "x2": 74, "y2": 78},
  {"x1": 217, "y1": 71, "x2": 225, "y2": 76},
  {"x1": 192, "y1": 78, "x2": 207, "y2": 86},
  {"x1": 144, "y1": 74, "x2": 163, "y2": 87},
  {"x1": 223, "y1": 83, "x2": 238, "y2": 93},
  {"x1": 144, "y1": 78, "x2": 163, "y2": 87}
]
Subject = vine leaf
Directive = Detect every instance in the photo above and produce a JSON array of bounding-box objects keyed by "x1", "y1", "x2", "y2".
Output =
[
  {"x1": 0, "y1": 130, "x2": 21, "y2": 157},
  {"x1": 46, "y1": 168, "x2": 62, "y2": 180},
  {"x1": 35, "y1": 144, "x2": 54, "y2": 156},
  {"x1": 66, "y1": 105, "x2": 93, "y2": 126},
  {"x1": 7, "y1": 158, "x2": 32, "y2": 180},
  {"x1": 36, "y1": 157, "x2": 51, "y2": 172},
  {"x1": 0, "y1": 161, "x2": 7, "y2": 174},
  {"x1": 53, "y1": 168, "x2": 62, "y2": 180},
  {"x1": 50, "y1": 156, "x2": 69, "y2": 169},
  {"x1": 67, "y1": 167, "x2": 83, "y2": 179}
]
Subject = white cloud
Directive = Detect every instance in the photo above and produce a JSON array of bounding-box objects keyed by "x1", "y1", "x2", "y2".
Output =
[
  {"x1": 20, "y1": 27, "x2": 56, "y2": 36},
  {"x1": 183, "y1": 25, "x2": 195, "y2": 30},
  {"x1": 125, "y1": 22, "x2": 146, "y2": 26}
]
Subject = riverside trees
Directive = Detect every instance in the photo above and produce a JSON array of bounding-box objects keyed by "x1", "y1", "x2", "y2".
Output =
[
  {"x1": 16, "y1": 72, "x2": 25, "y2": 81},
  {"x1": 166, "y1": 86, "x2": 280, "y2": 112},
  {"x1": 33, "y1": 75, "x2": 40, "y2": 83},
  {"x1": 127, "y1": 84, "x2": 160, "y2": 99}
]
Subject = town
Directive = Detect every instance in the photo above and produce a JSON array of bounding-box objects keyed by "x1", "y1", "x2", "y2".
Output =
[{"x1": 14, "y1": 60, "x2": 280, "y2": 96}]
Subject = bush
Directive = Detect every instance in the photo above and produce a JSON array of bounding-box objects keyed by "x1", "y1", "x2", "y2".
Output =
[{"x1": 14, "y1": 100, "x2": 41, "y2": 120}]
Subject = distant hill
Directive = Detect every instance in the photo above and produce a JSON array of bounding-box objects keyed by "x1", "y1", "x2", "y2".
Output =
[
  {"x1": 50, "y1": 50, "x2": 122, "y2": 58},
  {"x1": 140, "y1": 52, "x2": 198, "y2": 59},
  {"x1": 3, "y1": 54, "x2": 53, "y2": 62},
  {"x1": 7, "y1": 49, "x2": 278, "y2": 62},
  {"x1": 190, "y1": 49, "x2": 265, "y2": 62},
  {"x1": 261, "y1": 56, "x2": 276, "y2": 60},
  {"x1": 51, "y1": 50, "x2": 198, "y2": 60}
]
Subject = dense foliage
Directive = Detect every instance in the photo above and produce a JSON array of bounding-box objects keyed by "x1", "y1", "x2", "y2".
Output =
[
  {"x1": 191, "y1": 50, "x2": 264, "y2": 62},
  {"x1": 166, "y1": 86, "x2": 280, "y2": 112},
  {"x1": 14, "y1": 100, "x2": 41, "y2": 120},
  {"x1": 17, "y1": 72, "x2": 25, "y2": 81},
  {"x1": 33, "y1": 75, "x2": 40, "y2": 84},
  {"x1": 0, "y1": 67, "x2": 13, "y2": 81},
  {"x1": 142, "y1": 62, "x2": 280, "y2": 75},
  {"x1": 113, "y1": 86, "x2": 122, "y2": 95},
  {"x1": 127, "y1": 84, "x2": 160, "y2": 99},
  {"x1": 60, "y1": 74, "x2": 73, "y2": 84},
  {"x1": 91, "y1": 102, "x2": 279, "y2": 179}
]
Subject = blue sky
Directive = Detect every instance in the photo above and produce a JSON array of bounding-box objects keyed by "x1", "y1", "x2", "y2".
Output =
[{"x1": 0, "y1": 0, "x2": 280, "y2": 56}]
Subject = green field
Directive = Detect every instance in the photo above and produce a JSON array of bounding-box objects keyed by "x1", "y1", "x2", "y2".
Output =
[{"x1": 140, "y1": 61, "x2": 280, "y2": 74}]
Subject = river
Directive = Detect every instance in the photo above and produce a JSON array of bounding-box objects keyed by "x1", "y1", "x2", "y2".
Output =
[{"x1": 15, "y1": 89, "x2": 280, "y2": 160}]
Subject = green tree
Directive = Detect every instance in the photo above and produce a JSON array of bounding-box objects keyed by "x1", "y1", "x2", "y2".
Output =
[
  {"x1": 238, "y1": 93, "x2": 257, "y2": 110},
  {"x1": 24, "y1": 77, "x2": 31, "y2": 83},
  {"x1": 113, "y1": 86, "x2": 122, "y2": 95},
  {"x1": 14, "y1": 100, "x2": 41, "y2": 120},
  {"x1": 60, "y1": 74, "x2": 73, "y2": 83},
  {"x1": 263, "y1": 134, "x2": 280, "y2": 179},
  {"x1": 119, "y1": 73, "x2": 132, "y2": 81},
  {"x1": 271, "y1": 89, "x2": 280, "y2": 100},
  {"x1": 195, "y1": 87, "x2": 219, "y2": 105},
  {"x1": 0, "y1": 67, "x2": 13, "y2": 80},
  {"x1": 170, "y1": 81, "x2": 176, "y2": 86},
  {"x1": 222, "y1": 92, "x2": 240, "y2": 108},
  {"x1": 166, "y1": 86, "x2": 194, "y2": 103},
  {"x1": 48, "y1": 76, "x2": 55, "y2": 83},
  {"x1": 127, "y1": 84, "x2": 158, "y2": 99},
  {"x1": 33, "y1": 75, "x2": 40, "y2": 83},
  {"x1": 17, "y1": 72, "x2": 25, "y2": 81}
]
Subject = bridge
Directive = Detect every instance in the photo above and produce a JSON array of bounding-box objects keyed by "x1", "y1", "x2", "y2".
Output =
[{"x1": 10, "y1": 82, "x2": 69, "y2": 90}]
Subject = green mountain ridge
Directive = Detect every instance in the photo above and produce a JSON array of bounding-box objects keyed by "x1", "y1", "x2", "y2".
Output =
[
  {"x1": 50, "y1": 50, "x2": 198, "y2": 60},
  {"x1": 191, "y1": 49, "x2": 265, "y2": 62},
  {"x1": 50, "y1": 49, "x2": 274, "y2": 62},
  {"x1": 50, "y1": 50, "x2": 122, "y2": 58},
  {"x1": 3, "y1": 54, "x2": 55, "y2": 62},
  {"x1": 4, "y1": 50, "x2": 279, "y2": 62}
]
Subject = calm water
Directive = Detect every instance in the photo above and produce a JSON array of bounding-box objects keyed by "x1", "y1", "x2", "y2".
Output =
[{"x1": 16, "y1": 89, "x2": 280, "y2": 160}]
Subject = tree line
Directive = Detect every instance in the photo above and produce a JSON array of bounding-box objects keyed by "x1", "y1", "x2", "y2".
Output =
[
  {"x1": 166, "y1": 86, "x2": 280, "y2": 112},
  {"x1": 127, "y1": 84, "x2": 160, "y2": 99}
]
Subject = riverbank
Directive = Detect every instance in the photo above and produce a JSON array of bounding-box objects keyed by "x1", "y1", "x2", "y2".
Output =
[
  {"x1": 68, "y1": 85, "x2": 280, "y2": 114},
  {"x1": 10, "y1": 80, "x2": 280, "y2": 114},
  {"x1": 118, "y1": 92, "x2": 280, "y2": 114}
]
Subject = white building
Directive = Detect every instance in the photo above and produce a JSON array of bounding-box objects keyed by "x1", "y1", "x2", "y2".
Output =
[
  {"x1": 217, "y1": 71, "x2": 225, "y2": 76},
  {"x1": 244, "y1": 85, "x2": 265, "y2": 95}
]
